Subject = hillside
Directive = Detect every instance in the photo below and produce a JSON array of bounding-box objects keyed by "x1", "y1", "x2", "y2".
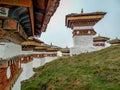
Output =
[{"x1": 22, "y1": 45, "x2": 120, "y2": 90}]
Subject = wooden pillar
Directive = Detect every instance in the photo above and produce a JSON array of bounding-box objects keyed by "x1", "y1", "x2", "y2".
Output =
[{"x1": 0, "y1": 68, "x2": 7, "y2": 90}]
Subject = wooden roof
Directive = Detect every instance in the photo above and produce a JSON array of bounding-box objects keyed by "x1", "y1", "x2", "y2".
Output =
[
  {"x1": 0, "y1": 0, "x2": 60, "y2": 37},
  {"x1": 46, "y1": 44, "x2": 61, "y2": 51},
  {"x1": 93, "y1": 35, "x2": 109, "y2": 42},
  {"x1": 21, "y1": 38, "x2": 43, "y2": 46},
  {"x1": 60, "y1": 47, "x2": 70, "y2": 53},
  {"x1": 66, "y1": 12, "x2": 106, "y2": 17},
  {"x1": 66, "y1": 11, "x2": 106, "y2": 29},
  {"x1": 33, "y1": 43, "x2": 61, "y2": 51},
  {"x1": 108, "y1": 38, "x2": 120, "y2": 44},
  {"x1": 34, "y1": 46, "x2": 46, "y2": 50}
]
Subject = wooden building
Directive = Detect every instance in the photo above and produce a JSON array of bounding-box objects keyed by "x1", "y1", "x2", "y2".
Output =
[
  {"x1": 0, "y1": 0, "x2": 60, "y2": 43},
  {"x1": 60, "y1": 46, "x2": 70, "y2": 56},
  {"x1": 93, "y1": 35, "x2": 109, "y2": 47},
  {"x1": 0, "y1": 0, "x2": 60, "y2": 90},
  {"x1": 108, "y1": 38, "x2": 120, "y2": 45}
]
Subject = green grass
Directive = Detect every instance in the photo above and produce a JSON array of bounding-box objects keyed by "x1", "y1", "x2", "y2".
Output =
[{"x1": 21, "y1": 45, "x2": 120, "y2": 90}]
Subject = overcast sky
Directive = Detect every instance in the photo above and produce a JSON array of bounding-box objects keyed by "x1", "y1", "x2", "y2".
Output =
[{"x1": 40, "y1": 0, "x2": 120, "y2": 48}]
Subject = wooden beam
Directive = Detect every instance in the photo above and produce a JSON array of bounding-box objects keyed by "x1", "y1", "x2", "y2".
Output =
[
  {"x1": 66, "y1": 15, "x2": 104, "y2": 25},
  {"x1": 0, "y1": 28, "x2": 24, "y2": 44},
  {"x1": 28, "y1": 0, "x2": 34, "y2": 36},
  {"x1": 0, "y1": 0, "x2": 32, "y2": 7}
]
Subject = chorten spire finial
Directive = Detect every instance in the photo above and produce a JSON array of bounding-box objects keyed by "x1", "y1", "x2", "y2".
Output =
[
  {"x1": 81, "y1": 8, "x2": 83, "y2": 13},
  {"x1": 98, "y1": 33, "x2": 100, "y2": 36},
  {"x1": 50, "y1": 42, "x2": 52, "y2": 46},
  {"x1": 66, "y1": 45, "x2": 68, "y2": 48},
  {"x1": 116, "y1": 37, "x2": 118, "y2": 39}
]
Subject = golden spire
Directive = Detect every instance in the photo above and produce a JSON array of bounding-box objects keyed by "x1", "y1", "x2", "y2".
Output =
[{"x1": 81, "y1": 8, "x2": 83, "y2": 13}]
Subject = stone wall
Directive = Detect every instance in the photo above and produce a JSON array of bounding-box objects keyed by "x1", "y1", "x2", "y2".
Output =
[
  {"x1": 0, "y1": 42, "x2": 22, "y2": 59},
  {"x1": 0, "y1": 42, "x2": 5, "y2": 58},
  {"x1": 12, "y1": 76, "x2": 21, "y2": 90},
  {"x1": 45, "y1": 57, "x2": 58, "y2": 63},
  {"x1": 33, "y1": 58, "x2": 45, "y2": 68},
  {"x1": 73, "y1": 35, "x2": 93, "y2": 47},
  {"x1": 20, "y1": 60, "x2": 34, "y2": 81}
]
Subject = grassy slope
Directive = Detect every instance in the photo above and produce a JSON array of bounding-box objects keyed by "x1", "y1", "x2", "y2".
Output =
[{"x1": 22, "y1": 45, "x2": 120, "y2": 90}]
